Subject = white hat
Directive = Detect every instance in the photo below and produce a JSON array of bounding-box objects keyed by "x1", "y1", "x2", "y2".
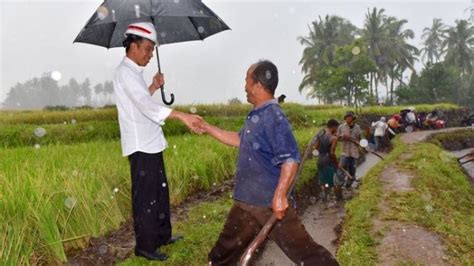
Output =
[{"x1": 125, "y1": 22, "x2": 157, "y2": 44}]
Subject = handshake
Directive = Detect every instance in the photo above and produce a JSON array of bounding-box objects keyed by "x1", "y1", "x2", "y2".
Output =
[{"x1": 174, "y1": 111, "x2": 209, "y2": 134}]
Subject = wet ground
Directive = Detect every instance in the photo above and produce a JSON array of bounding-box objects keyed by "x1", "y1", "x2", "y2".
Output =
[
  {"x1": 256, "y1": 153, "x2": 382, "y2": 265},
  {"x1": 451, "y1": 148, "x2": 474, "y2": 182}
]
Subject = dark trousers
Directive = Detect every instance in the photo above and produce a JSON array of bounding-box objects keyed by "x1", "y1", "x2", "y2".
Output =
[
  {"x1": 128, "y1": 151, "x2": 172, "y2": 252},
  {"x1": 340, "y1": 156, "x2": 356, "y2": 178},
  {"x1": 208, "y1": 201, "x2": 339, "y2": 266}
]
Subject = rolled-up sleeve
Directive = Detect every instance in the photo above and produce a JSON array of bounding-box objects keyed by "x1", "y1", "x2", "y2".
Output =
[{"x1": 116, "y1": 69, "x2": 171, "y2": 125}]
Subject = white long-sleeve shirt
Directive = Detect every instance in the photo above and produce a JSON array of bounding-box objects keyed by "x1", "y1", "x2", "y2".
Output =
[
  {"x1": 371, "y1": 121, "x2": 388, "y2": 137},
  {"x1": 113, "y1": 57, "x2": 172, "y2": 156}
]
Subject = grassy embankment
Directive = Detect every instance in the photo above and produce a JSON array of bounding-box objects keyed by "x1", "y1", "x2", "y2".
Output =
[{"x1": 337, "y1": 131, "x2": 474, "y2": 265}]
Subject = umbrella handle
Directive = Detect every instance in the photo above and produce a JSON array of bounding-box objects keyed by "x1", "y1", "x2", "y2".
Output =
[
  {"x1": 156, "y1": 46, "x2": 175, "y2": 105},
  {"x1": 160, "y1": 86, "x2": 175, "y2": 105}
]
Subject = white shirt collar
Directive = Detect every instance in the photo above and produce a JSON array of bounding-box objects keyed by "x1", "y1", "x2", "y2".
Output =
[{"x1": 123, "y1": 56, "x2": 143, "y2": 73}]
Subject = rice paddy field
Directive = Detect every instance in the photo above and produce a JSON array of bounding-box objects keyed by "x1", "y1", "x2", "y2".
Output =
[{"x1": 0, "y1": 103, "x2": 459, "y2": 264}]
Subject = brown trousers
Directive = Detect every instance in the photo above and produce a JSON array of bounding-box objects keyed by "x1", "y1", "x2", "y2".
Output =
[{"x1": 208, "y1": 201, "x2": 339, "y2": 265}]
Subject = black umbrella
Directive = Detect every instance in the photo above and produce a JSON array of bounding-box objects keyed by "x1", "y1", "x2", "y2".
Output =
[{"x1": 74, "y1": 0, "x2": 230, "y2": 105}]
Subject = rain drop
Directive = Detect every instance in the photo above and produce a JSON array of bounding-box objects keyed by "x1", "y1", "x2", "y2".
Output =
[
  {"x1": 159, "y1": 213, "x2": 166, "y2": 219},
  {"x1": 34, "y1": 127, "x2": 46, "y2": 138},
  {"x1": 64, "y1": 197, "x2": 77, "y2": 209},
  {"x1": 197, "y1": 26, "x2": 205, "y2": 34},
  {"x1": 113, "y1": 188, "x2": 119, "y2": 193},
  {"x1": 110, "y1": 196, "x2": 114, "y2": 199},
  {"x1": 139, "y1": 170, "x2": 146, "y2": 176},
  {"x1": 147, "y1": 209, "x2": 151, "y2": 213},
  {"x1": 98, "y1": 245, "x2": 108, "y2": 255},
  {"x1": 351, "y1": 46, "x2": 361, "y2": 55},
  {"x1": 425, "y1": 205, "x2": 433, "y2": 213},
  {"x1": 162, "y1": 183, "x2": 167, "y2": 187},
  {"x1": 96, "y1": 6, "x2": 109, "y2": 20},
  {"x1": 173, "y1": 0, "x2": 180, "y2": 3},
  {"x1": 71, "y1": 119, "x2": 77, "y2": 124},
  {"x1": 252, "y1": 142, "x2": 260, "y2": 150},
  {"x1": 325, "y1": 183, "x2": 329, "y2": 188},
  {"x1": 160, "y1": 32, "x2": 167, "y2": 38},
  {"x1": 51, "y1": 71, "x2": 62, "y2": 81},
  {"x1": 312, "y1": 120, "x2": 316, "y2": 124},
  {"x1": 134, "y1": 5, "x2": 141, "y2": 18},
  {"x1": 251, "y1": 115, "x2": 260, "y2": 123},
  {"x1": 265, "y1": 70, "x2": 272, "y2": 79},
  {"x1": 203, "y1": 215, "x2": 206, "y2": 219},
  {"x1": 213, "y1": 182, "x2": 217, "y2": 186},
  {"x1": 312, "y1": 150, "x2": 319, "y2": 156},
  {"x1": 173, "y1": 145, "x2": 177, "y2": 149},
  {"x1": 34, "y1": 144, "x2": 41, "y2": 149},
  {"x1": 246, "y1": 130, "x2": 251, "y2": 134},
  {"x1": 190, "y1": 107, "x2": 197, "y2": 114}
]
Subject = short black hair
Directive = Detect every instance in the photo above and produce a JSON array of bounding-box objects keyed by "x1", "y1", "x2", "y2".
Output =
[
  {"x1": 327, "y1": 119, "x2": 340, "y2": 128},
  {"x1": 123, "y1": 34, "x2": 145, "y2": 53},
  {"x1": 251, "y1": 60, "x2": 279, "y2": 95}
]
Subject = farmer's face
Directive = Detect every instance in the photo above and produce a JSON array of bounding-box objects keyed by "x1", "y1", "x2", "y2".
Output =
[
  {"x1": 245, "y1": 65, "x2": 259, "y2": 105},
  {"x1": 345, "y1": 116, "x2": 354, "y2": 124},
  {"x1": 132, "y1": 39, "x2": 155, "y2": 66}
]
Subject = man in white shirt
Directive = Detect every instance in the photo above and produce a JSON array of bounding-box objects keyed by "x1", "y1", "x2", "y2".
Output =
[
  {"x1": 113, "y1": 22, "x2": 202, "y2": 261},
  {"x1": 371, "y1": 116, "x2": 388, "y2": 151}
]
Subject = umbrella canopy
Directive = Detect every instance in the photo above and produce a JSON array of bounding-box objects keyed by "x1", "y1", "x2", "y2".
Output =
[
  {"x1": 74, "y1": 0, "x2": 230, "y2": 105},
  {"x1": 74, "y1": 0, "x2": 230, "y2": 48}
]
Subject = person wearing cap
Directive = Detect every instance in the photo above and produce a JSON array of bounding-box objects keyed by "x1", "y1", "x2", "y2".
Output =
[
  {"x1": 371, "y1": 116, "x2": 388, "y2": 152},
  {"x1": 201, "y1": 60, "x2": 338, "y2": 265},
  {"x1": 337, "y1": 111, "x2": 362, "y2": 187},
  {"x1": 113, "y1": 22, "x2": 202, "y2": 261}
]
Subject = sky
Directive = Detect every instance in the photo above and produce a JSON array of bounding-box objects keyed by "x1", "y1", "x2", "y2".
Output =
[{"x1": 0, "y1": 0, "x2": 472, "y2": 107}]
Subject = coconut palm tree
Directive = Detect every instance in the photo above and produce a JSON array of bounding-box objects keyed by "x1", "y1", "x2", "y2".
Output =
[
  {"x1": 443, "y1": 19, "x2": 474, "y2": 75},
  {"x1": 384, "y1": 17, "x2": 419, "y2": 105},
  {"x1": 360, "y1": 7, "x2": 390, "y2": 104},
  {"x1": 298, "y1": 15, "x2": 357, "y2": 103},
  {"x1": 420, "y1": 18, "x2": 447, "y2": 65}
]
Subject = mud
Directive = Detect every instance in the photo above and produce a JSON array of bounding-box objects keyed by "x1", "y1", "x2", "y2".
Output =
[
  {"x1": 66, "y1": 179, "x2": 234, "y2": 265},
  {"x1": 376, "y1": 222, "x2": 450, "y2": 266},
  {"x1": 256, "y1": 153, "x2": 382, "y2": 265}
]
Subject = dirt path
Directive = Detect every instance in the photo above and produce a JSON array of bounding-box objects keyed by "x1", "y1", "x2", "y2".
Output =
[
  {"x1": 256, "y1": 153, "x2": 382, "y2": 265},
  {"x1": 370, "y1": 128, "x2": 466, "y2": 266}
]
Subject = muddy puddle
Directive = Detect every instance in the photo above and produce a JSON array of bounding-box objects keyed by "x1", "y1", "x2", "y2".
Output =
[{"x1": 256, "y1": 153, "x2": 383, "y2": 265}]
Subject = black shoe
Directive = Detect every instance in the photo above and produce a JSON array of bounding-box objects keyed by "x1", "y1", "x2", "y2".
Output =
[
  {"x1": 134, "y1": 249, "x2": 168, "y2": 261},
  {"x1": 164, "y1": 235, "x2": 184, "y2": 246}
]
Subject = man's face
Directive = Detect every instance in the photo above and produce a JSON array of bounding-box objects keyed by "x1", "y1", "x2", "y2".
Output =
[
  {"x1": 131, "y1": 39, "x2": 155, "y2": 66},
  {"x1": 345, "y1": 116, "x2": 354, "y2": 124},
  {"x1": 329, "y1": 127, "x2": 337, "y2": 134},
  {"x1": 244, "y1": 65, "x2": 259, "y2": 104}
]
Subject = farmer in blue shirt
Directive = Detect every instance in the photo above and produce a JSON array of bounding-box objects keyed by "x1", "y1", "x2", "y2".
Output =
[{"x1": 201, "y1": 60, "x2": 338, "y2": 265}]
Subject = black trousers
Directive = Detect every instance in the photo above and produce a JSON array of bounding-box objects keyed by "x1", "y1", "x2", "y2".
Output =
[
  {"x1": 208, "y1": 201, "x2": 339, "y2": 266},
  {"x1": 128, "y1": 151, "x2": 172, "y2": 252}
]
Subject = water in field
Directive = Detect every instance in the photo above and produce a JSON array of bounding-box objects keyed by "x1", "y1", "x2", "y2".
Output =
[{"x1": 451, "y1": 149, "x2": 474, "y2": 181}]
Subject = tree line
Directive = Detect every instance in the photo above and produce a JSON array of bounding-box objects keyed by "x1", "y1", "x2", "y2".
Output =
[
  {"x1": 299, "y1": 7, "x2": 474, "y2": 108},
  {"x1": 2, "y1": 74, "x2": 114, "y2": 109}
]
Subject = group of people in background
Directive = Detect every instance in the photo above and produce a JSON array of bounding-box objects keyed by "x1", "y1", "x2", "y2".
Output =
[{"x1": 311, "y1": 111, "x2": 363, "y2": 207}]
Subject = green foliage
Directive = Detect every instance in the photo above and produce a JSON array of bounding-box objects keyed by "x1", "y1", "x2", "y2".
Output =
[
  {"x1": 317, "y1": 39, "x2": 376, "y2": 107},
  {"x1": 396, "y1": 62, "x2": 461, "y2": 104}
]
